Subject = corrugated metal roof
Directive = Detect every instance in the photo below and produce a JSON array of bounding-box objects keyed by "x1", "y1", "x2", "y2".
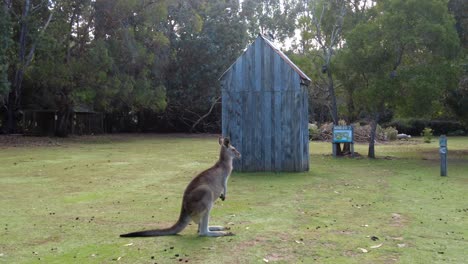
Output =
[{"x1": 219, "y1": 34, "x2": 311, "y2": 85}]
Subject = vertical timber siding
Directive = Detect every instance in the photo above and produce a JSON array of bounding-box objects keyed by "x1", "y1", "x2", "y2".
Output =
[{"x1": 221, "y1": 35, "x2": 310, "y2": 172}]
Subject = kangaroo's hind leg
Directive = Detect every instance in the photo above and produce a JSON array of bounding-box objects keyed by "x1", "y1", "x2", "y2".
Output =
[{"x1": 198, "y1": 206, "x2": 233, "y2": 237}]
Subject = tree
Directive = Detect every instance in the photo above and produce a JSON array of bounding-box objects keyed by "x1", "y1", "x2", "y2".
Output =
[
  {"x1": 88, "y1": 0, "x2": 169, "y2": 132},
  {"x1": 0, "y1": 0, "x2": 12, "y2": 104},
  {"x1": 25, "y1": 0, "x2": 92, "y2": 136},
  {"x1": 241, "y1": 0, "x2": 298, "y2": 42},
  {"x1": 447, "y1": 0, "x2": 468, "y2": 127},
  {"x1": 339, "y1": 0, "x2": 460, "y2": 158},
  {"x1": 162, "y1": 0, "x2": 248, "y2": 132},
  {"x1": 2, "y1": 0, "x2": 53, "y2": 133},
  {"x1": 447, "y1": 73, "x2": 468, "y2": 127},
  {"x1": 296, "y1": 0, "x2": 348, "y2": 126}
]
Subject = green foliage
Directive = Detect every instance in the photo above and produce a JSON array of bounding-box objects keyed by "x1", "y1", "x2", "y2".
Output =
[
  {"x1": 338, "y1": 0, "x2": 460, "y2": 117},
  {"x1": 308, "y1": 123, "x2": 320, "y2": 140},
  {"x1": 334, "y1": 0, "x2": 461, "y2": 156},
  {"x1": 389, "y1": 118, "x2": 466, "y2": 136},
  {"x1": 0, "y1": 6, "x2": 12, "y2": 97},
  {"x1": 447, "y1": 75, "x2": 468, "y2": 127},
  {"x1": 448, "y1": 0, "x2": 468, "y2": 49},
  {"x1": 384, "y1": 127, "x2": 398, "y2": 141},
  {"x1": 2, "y1": 0, "x2": 466, "y2": 134},
  {"x1": 421, "y1": 127, "x2": 434, "y2": 143},
  {"x1": 241, "y1": 0, "x2": 298, "y2": 41}
]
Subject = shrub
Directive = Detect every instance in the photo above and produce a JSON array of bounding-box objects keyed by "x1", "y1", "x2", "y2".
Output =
[
  {"x1": 388, "y1": 119, "x2": 466, "y2": 136},
  {"x1": 447, "y1": 130, "x2": 466, "y2": 136},
  {"x1": 421, "y1": 127, "x2": 433, "y2": 143},
  {"x1": 308, "y1": 123, "x2": 320, "y2": 140},
  {"x1": 384, "y1": 127, "x2": 398, "y2": 141}
]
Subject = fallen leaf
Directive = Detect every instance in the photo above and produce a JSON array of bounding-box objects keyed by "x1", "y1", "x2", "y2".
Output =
[
  {"x1": 370, "y1": 243, "x2": 383, "y2": 249},
  {"x1": 124, "y1": 243, "x2": 133, "y2": 247},
  {"x1": 295, "y1": 240, "x2": 304, "y2": 244},
  {"x1": 358, "y1": 248, "x2": 368, "y2": 253},
  {"x1": 117, "y1": 256, "x2": 122, "y2": 261},
  {"x1": 397, "y1": 243, "x2": 406, "y2": 248},
  {"x1": 263, "y1": 258, "x2": 269, "y2": 262}
]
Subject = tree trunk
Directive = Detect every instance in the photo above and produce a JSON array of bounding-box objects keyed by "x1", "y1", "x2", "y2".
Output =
[
  {"x1": 55, "y1": 108, "x2": 71, "y2": 137},
  {"x1": 4, "y1": 0, "x2": 30, "y2": 133},
  {"x1": 346, "y1": 86, "x2": 356, "y2": 123},
  {"x1": 4, "y1": 0, "x2": 53, "y2": 134},
  {"x1": 327, "y1": 69, "x2": 339, "y2": 125},
  {"x1": 326, "y1": 63, "x2": 343, "y2": 156},
  {"x1": 368, "y1": 113, "x2": 380, "y2": 158},
  {"x1": 343, "y1": 142, "x2": 351, "y2": 154}
]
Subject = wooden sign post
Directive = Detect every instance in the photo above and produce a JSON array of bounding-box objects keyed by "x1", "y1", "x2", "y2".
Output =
[
  {"x1": 332, "y1": 125, "x2": 354, "y2": 157},
  {"x1": 439, "y1": 135, "x2": 447, "y2": 176}
]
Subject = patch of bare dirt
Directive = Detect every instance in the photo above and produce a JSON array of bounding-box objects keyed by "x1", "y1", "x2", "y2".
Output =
[
  {"x1": 333, "y1": 229, "x2": 356, "y2": 235},
  {"x1": 343, "y1": 250, "x2": 358, "y2": 257},
  {"x1": 421, "y1": 149, "x2": 468, "y2": 161},
  {"x1": 0, "y1": 134, "x2": 61, "y2": 148},
  {"x1": 233, "y1": 236, "x2": 268, "y2": 252},
  {"x1": 390, "y1": 213, "x2": 408, "y2": 227},
  {"x1": 382, "y1": 254, "x2": 400, "y2": 264},
  {"x1": 264, "y1": 253, "x2": 288, "y2": 262}
]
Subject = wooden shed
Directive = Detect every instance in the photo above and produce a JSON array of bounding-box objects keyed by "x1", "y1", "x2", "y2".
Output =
[{"x1": 219, "y1": 34, "x2": 311, "y2": 172}]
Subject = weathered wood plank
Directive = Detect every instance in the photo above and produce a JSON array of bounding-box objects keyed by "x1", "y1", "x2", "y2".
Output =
[
  {"x1": 273, "y1": 52, "x2": 282, "y2": 91},
  {"x1": 221, "y1": 35, "x2": 310, "y2": 172},
  {"x1": 230, "y1": 89, "x2": 243, "y2": 170},
  {"x1": 273, "y1": 91, "x2": 282, "y2": 172},
  {"x1": 302, "y1": 86, "x2": 310, "y2": 171},
  {"x1": 254, "y1": 37, "x2": 263, "y2": 92},
  {"x1": 255, "y1": 91, "x2": 264, "y2": 171},
  {"x1": 263, "y1": 91, "x2": 272, "y2": 171},
  {"x1": 293, "y1": 87, "x2": 301, "y2": 171},
  {"x1": 221, "y1": 89, "x2": 228, "y2": 137}
]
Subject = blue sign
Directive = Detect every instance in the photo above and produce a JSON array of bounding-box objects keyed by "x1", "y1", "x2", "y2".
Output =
[{"x1": 333, "y1": 125, "x2": 354, "y2": 143}]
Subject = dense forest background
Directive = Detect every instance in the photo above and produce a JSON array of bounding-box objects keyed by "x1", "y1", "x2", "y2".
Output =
[{"x1": 1, "y1": 0, "x2": 467, "y2": 136}]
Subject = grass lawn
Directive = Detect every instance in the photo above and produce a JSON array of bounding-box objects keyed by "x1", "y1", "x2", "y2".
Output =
[{"x1": 0, "y1": 135, "x2": 467, "y2": 264}]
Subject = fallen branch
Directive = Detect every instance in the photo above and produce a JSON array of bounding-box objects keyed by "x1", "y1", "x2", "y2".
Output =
[{"x1": 190, "y1": 96, "x2": 221, "y2": 133}]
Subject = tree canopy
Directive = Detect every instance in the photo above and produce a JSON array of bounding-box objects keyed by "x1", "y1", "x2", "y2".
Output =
[{"x1": 1, "y1": 0, "x2": 465, "y2": 147}]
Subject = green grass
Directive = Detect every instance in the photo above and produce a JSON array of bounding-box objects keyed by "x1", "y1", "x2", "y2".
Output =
[{"x1": 0, "y1": 135, "x2": 467, "y2": 264}]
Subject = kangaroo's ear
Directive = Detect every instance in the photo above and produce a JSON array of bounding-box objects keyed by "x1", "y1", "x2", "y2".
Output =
[
  {"x1": 223, "y1": 137, "x2": 230, "y2": 147},
  {"x1": 218, "y1": 136, "x2": 224, "y2": 145}
]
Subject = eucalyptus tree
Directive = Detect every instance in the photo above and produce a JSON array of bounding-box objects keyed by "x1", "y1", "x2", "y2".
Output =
[
  {"x1": 24, "y1": 0, "x2": 96, "y2": 136},
  {"x1": 240, "y1": 0, "x2": 299, "y2": 42},
  {"x1": 163, "y1": 0, "x2": 248, "y2": 132},
  {"x1": 447, "y1": 0, "x2": 468, "y2": 127},
  {"x1": 295, "y1": 0, "x2": 349, "y2": 127},
  {"x1": 2, "y1": 0, "x2": 53, "y2": 133},
  {"x1": 90, "y1": 0, "x2": 170, "y2": 131},
  {"x1": 0, "y1": 1, "x2": 12, "y2": 101},
  {"x1": 339, "y1": 0, "x2": 460, "y2": 158}
]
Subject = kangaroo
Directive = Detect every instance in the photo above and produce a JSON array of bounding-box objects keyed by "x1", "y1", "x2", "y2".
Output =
[{"x1": 120, "y1": 137, "x2": 241, "y2": 237}]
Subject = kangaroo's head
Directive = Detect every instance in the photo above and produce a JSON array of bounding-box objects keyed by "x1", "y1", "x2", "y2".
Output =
[{"x1": 219, "y1": 137, "x2": 241, "y2": 159}]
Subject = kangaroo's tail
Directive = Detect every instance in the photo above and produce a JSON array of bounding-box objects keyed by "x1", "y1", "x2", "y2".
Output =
[{"x1": 120, "y1": 207, "x2": 191, "y2": 237}]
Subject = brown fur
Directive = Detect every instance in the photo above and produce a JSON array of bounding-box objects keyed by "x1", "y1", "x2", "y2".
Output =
[{"x1": 120, "y1": 137, "x2": 241, "y2": 237}]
